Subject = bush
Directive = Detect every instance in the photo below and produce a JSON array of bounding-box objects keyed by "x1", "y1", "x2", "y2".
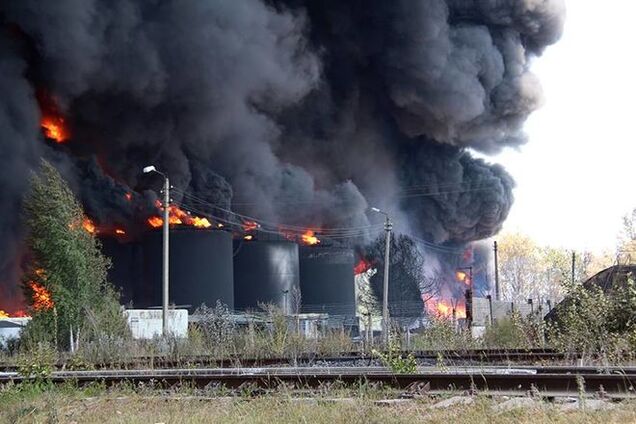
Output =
[
  {"x1": 409, "y1": 317, "x2": 475, "y2": 351},
  {"x1": 373, "y1": 339, "x2": 417, "y2": 374},
  {"x1": 547, "y1": 276, "x2": 636, "y2": 363},
  {"x1": 482, "y1": 312, "x2": 545, "y2": 349}
]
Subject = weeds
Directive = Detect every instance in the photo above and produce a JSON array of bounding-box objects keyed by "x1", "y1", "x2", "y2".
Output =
[{"x1": 373, "y1": 339, "x2": 417, "y2": 374}]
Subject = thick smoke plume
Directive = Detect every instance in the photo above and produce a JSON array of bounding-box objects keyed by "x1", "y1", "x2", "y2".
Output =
[{"x1": 0, "y1": 0, "x2": 564, "y2": 311}]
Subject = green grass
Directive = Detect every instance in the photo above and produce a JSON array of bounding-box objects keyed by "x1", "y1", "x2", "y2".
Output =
[{"x1": 1, "y1": 383, "x2": 636, "y2": 424}]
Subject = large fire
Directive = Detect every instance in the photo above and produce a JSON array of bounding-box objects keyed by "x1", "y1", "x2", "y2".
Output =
[
  {"x1": 28, "y1": 281, "x2": 54, "y2": 311},
  {"x1": 0, "y1": 310, "x2": 29, "y2": 318},
  {"x1": 37, "y1": 89, "x2": 70, "y2": 143},
  {"x1": 41, "y1": 116, "x2": 69, "y2": 143},
  {"x1": 425, "y1": 296, "x2": 466, "y2": 319},
  {"x1": 301, "y1": 230, "x2": 320, "y2": 245},
  {"x1": 147, "y1": 202, "x2": 212, "y2": 229}
]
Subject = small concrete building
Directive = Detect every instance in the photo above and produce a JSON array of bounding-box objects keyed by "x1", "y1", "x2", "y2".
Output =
[
  {"x1": 0, "y1": 317, "x2": 31, "y2": 348},
  {"x1": 123, "y1": 309, "x2": 188, "y2": 339}
]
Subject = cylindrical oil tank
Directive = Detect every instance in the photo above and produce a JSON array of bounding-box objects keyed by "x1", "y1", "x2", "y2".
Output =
[
  {"x1": 99, "y1": 237, "x2": 142, "y2": 305},
  {"x1": 233, "y1": 240, "x2": 299, "y2": 312},
  {"x1": 299, "y1": 246, "x2": 355, "y2": 316},
  {"x1": 139, "y1": 228, "x2": 234, "y2": 311}
]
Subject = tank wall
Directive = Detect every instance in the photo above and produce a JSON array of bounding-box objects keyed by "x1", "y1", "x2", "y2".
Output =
[
  {"x1": 299, "y1": 247, "x2": 355, "y2": 316},
  {"x1": 99, "y1": 237, "x2": 141, "y2": 305},
  {"x1": 233, "y1": 240, "x2": 299, "y2": 311},
  {"x1": 140, "y1": 229, "x2": 234, "y2": 310}
]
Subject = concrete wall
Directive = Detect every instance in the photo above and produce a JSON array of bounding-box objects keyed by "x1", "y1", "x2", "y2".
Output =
[
  {"x1": 470, "y1": 297, "x2": 553, "y2": 338},
  {"x1": 124, "y1": 309, "x2": 188, "y2": 339}
]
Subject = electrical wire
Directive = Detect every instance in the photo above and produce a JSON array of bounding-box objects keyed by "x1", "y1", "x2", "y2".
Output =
[{"x1": 168, "y1": 188, "x2": 471, "y2": 250}]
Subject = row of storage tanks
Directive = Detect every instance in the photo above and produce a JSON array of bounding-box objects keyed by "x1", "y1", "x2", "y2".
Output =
[{"x1": 101, "y1": 228, "x2": 356, "y2": 316}]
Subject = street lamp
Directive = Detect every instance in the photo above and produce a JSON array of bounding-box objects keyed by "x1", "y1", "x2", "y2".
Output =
[
  {"x1": 370, "y1": 207, "x2": 393, "y2": 346},
  {"x1": 143, "y1": 165, "x2": 170, "y2": 336}
]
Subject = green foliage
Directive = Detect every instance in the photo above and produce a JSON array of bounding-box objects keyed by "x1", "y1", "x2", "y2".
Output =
[
  {"x1": 373, "y1": 339, "x2": 417, "y2": 374},
  {"x1": 16, "y1": 343, "x2": 55, "y2": 382},
  {"x1": 410, "y1": 317, "x2": 475, "y2": 351},
  {"x1": 548, "y1": 275, "x2": 636, "y2": 362},
  {"x1": 482, "y1": 315, "x2": 528, "y2": 349},
  {"x1": 193, "y1": 301, "x2": 235, "y2": 354},
  {"x1": 482, "y1": 312, "x2": 545, "y2": 349},
  {"x1": 21, "y1": 160, "x2": 127, "y2": 350}
]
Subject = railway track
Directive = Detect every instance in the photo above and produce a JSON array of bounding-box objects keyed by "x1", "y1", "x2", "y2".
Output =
[
  {"x1": 0, "y1": 348, "x2": 574, "y2": 372},
  {"x1": 1, "y1": 366, "x2": 635, "y2": 397}
]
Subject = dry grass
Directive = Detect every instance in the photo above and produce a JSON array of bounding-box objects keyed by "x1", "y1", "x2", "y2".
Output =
[{"x1": 2, "y1": 386, "x2": 636, "y2": 424}]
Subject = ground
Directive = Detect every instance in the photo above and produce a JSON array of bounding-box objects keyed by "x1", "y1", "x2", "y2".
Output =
[{"x1": 1, "y1": 385, "x2": 635, "y2": 424}]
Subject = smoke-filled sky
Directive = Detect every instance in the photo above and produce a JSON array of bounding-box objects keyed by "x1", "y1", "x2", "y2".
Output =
[
  {"x1": 0, "y1": 0, "x2": 565, "y2": 310},
  {"x1": 483, "y1": 0, "x2": 636, "y2": 252}
]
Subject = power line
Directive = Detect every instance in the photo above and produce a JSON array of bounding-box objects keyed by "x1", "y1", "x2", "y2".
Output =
[
  {"x1": 173, "y1": 188, "x2": 385, "y2": 235},
  {"x1": 170, "y1": 188, "x2": 471, "y2": 251}
]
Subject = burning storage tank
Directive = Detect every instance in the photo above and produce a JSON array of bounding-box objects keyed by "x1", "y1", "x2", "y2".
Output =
[
  {"x1": 139, "y1": 228, "x2": 234, "y2": 311},
  {"x1": 233, "y1": 239, "x2": 300, "y2": 312},
  {"x1": 99, "y1": 236, "x2": 142, "y2": 305},
  {"x1": 299, "y1": 246, "x2": 355, "y2": 316}
]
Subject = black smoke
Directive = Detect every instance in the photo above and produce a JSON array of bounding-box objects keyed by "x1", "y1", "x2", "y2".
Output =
[{"x1": 0, "y1": 0, "x2": 564, "y2": 311}]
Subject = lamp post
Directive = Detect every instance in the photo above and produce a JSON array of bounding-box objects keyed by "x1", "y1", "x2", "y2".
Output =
[
  {"x1": 371, "y1": 207, "x2": 392, "y2": 346},
  {"x1": 143, "y1": 165, "x2": 170, "y2": 336}
]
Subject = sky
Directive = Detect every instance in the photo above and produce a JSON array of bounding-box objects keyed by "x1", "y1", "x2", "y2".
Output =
[{"x1": 483, "y1": 0, "x2": 636, "y2": 253}]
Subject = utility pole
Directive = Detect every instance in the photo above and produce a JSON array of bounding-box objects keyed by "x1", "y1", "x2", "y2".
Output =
[
  {"x1": 571, "y1": 251, "x2": 576, "y2": 285},
  {"x1": 493, "y1": 241, "x2": 500, "y2": 300},
  {"x1": 282, "y1": 289, "x2": 289, "y2": 315},
  {"x1": 162, "y1": 174, "x2": 170, "y2": 336},
  {"x1": 371, "y1": 207, "x2": 392, "y2": 346},
  {"x1": 382, "y1": 214, "x2": 392, "y2": 346},
  {"x1": 143, "y1": 165, "x2": 170, "y2": 336}
]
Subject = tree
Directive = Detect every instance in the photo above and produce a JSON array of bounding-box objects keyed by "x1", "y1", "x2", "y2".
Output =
[
  {"x1": 497, "y1": 232, "x2": 609, "y2": 303},
  {"x1": 497, "y1": 232, "x2": 542, "y2": 302},
  {"x1": 368, "y1": 235, "x2": 438, "y2": 318},
  {"x1": 617, "y1": 208, "x2": 636, "y2": 263},
  {"x1": 21, "y1": 160, "x2": 126, "y2": 349}
]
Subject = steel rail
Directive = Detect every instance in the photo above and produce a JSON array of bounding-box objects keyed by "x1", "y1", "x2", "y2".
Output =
[
  {"x1": 0, "y1": 349, "x2": 575, "y2": 372},
  {"x1": 1, "y1": 367, "x2": 635, "y2": 397}
]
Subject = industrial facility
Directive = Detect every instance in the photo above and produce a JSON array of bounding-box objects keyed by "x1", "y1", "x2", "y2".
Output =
[{"x1": 96, "y1": 227, "x2": 360, "y2": 337}]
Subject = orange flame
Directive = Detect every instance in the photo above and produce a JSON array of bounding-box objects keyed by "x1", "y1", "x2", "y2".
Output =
[
  {"x1": 29, "y1": 281, "x2": 54, "y2": 311},
  {"x1": 455, "y1": 271, "x2": 471, "y2": 286},
  {"x1": 243, "y1": 221, "x2": 259, "y2": 232},
  {"x1": 148, "y1": 216, "x2": 163, "y2": 228},
  {"x1": 115, "y1": 228, "x2": 126, "y2": 235},
  {"x1": 301, "y1": 230, "x2": 320, "y2": 245},
  {"x1": 354, "y1": 258, "x2": 372, "y2": 275},
  {"x1": 82, "y1": 217, "x2": 97, "y2": 234},
  {"x1": 37, "y1": 90, "x2": 69, "y2": 143},
  {"x1": 0, "y1": 309, "x2": 30, "y2": 318},
  {"x1": 425, "y1": 297, "x2": 466, "y2": 319},
  {"x1": 41, "y1": 117, "x2": 69, "y2": 143},
  {"x1": 244, "y1": 234, "x2": 254, "y2": 241},
  {"x1": 147, "y1": 203, "x2": 212, "y2": 229}
]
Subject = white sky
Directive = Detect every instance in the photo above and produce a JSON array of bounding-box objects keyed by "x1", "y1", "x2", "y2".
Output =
[{"x1": 485, "y1": 0, "x2": 636, "y2": 253}]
